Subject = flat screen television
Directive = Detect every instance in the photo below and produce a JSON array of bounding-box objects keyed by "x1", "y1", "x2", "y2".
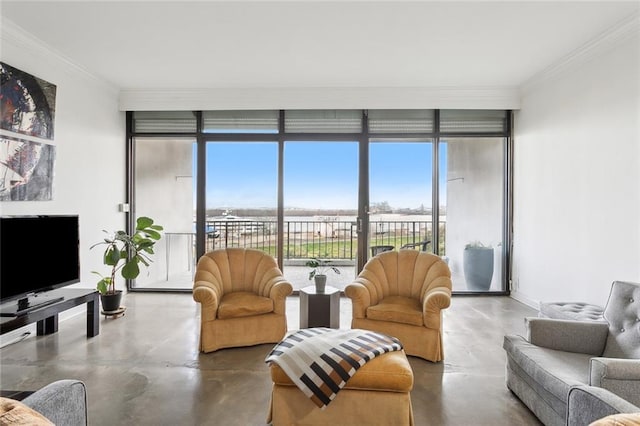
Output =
[{"x1": 0, "y1": 215, "x2": 80, "y2": 316}]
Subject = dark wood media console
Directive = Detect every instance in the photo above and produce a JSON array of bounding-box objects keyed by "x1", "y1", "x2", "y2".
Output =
[{"x1": 0, "y1": 288, "x2": 99, "y2": 338}]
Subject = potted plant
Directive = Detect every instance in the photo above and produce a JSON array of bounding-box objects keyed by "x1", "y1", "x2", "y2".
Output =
[
  {"x1": 91, "y1": 216, "x2": 163, "y2": 312},
  {"x1": 463, "y1": 241, "x2": 494, "y2": 291},
  {"x1": 305, "y1": 257, "x2": 341, "y2": 293}
]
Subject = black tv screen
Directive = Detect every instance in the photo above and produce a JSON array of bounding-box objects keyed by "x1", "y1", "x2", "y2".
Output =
[{"x1": 1, "y1": 215, "x2": 80, "y2": 304}]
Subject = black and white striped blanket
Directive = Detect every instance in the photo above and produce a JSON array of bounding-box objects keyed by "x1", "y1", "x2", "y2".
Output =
[{"x1": 265, "y1": 328, "x2": 403, "y2": 409}]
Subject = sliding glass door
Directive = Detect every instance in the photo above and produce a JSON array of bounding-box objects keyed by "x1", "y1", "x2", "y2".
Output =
[
  {"x1": 439, "y1": 137, "x2": 506, "y2": 292},
  {"x1": 368, "y1": 141, "x2": 433, "y2": 259},
  {"x1": 283, "y1": 141, "x2": 359, "y2": 291},
  {"x1": 132, "y1": 136, "x2": 197, "y2": 290},
  {"x1": 204, "y1": 142, "x2": 278, "y2": 257}
]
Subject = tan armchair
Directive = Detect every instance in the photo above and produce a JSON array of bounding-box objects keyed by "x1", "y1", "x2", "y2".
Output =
[
  {"x1": 345, "y1": 250, "x2": 452, "y2": 362},
  {"x1": 193, "y1": 248, "x2": 293, "y2": 353}
]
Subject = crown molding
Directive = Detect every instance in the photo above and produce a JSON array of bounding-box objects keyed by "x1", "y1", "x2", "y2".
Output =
[
  {"x1": 119, "y1": 86, "x2": 521, "y2": 111},
  {"x1": 1, "y1": 18, "x2": 118, "y2": 95},
  {"x1": 521, "y1": 11, "x2": 640, "y2": 95}
]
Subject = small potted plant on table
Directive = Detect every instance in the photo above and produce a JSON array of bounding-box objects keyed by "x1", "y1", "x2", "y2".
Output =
[
  {"x1": 305, "y1": 257, "x2": 341, "y2": 293},
  {"x1": 91, "y1": 216, "x2": 163, "y2": 313}
]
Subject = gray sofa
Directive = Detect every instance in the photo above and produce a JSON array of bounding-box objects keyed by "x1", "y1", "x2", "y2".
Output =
[
  {"x1": 567, "y1": 385, "x2": 639, "y2": 426},
  {"x1": 503, "y1": 280, "x2": 640, "y2": 426},
  {"x1": 22, "y1": 379, "x2": 88, "y2": 426}
]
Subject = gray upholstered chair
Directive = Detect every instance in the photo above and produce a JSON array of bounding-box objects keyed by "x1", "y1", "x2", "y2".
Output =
[
  {"x1": 20, "y1": 379, "x2": 88, "y2": 425},
  {"x1": 370, "y1": 245, "x2": 394, "y2": 257},
  {"x1": 503, "y1": 280, "x2": 640, "y2": 426},
  {"x1": 400, "y1": 239, "x2": 430, "y2": 251}
]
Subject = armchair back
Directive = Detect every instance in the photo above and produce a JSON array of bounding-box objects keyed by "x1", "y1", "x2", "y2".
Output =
[
  {"x1": 602, "y1": 281, "x2": 640, "y2": 359},
  {"x1": 357, "y1": 250, "x2": 451, "y2": 304},
  {"x1": 195, "y1": 248, "x2": 285, "y2": 296}
]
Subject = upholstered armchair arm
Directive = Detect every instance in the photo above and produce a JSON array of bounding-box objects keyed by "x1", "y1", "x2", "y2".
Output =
[
  {"x1": 269, "y1": 278, "x2": 293, "y2": 315},
  {"x1": 422, "y1": 285, "x2": 451, "y2": 329},
  {"x1": 345, "y1": 281, "x2": 373, "y2": 319},
  {"x1": 193, "y1": 281, "x2": 221, "y2": 322},
  {"x1": 590, "y1": 358, "x2": 640, "y2": 406},
  {"x1": 22, "y1": 379, "x2": 88, "y2": 426},
  {"x1": 567, "y1": 385, "x2": 640, "y2": 426},
  {"x1": 525, "y1": 317, "x2": 609, "y2": 355}
]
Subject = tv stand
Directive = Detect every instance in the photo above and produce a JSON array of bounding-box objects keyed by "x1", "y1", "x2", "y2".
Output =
[
  {"x1": 0, "y1": 288, "x2": 99, "y2": 338},
  {"x1": 0, "y1": 294, "x2": 64, "y2": 317}
]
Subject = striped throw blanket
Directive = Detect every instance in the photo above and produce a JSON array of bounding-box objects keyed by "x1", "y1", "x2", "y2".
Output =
[{"x1": 265, "y1": 328, "x2": 403, "y2": 409}]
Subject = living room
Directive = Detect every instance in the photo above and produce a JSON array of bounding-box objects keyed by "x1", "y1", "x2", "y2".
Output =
[{"x1": 1, "y1": 1, "x2": 638, "y2": 425}]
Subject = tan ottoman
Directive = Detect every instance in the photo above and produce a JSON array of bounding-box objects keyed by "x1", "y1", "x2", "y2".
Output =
[{"x1": 267, "y1": 349, "x2": 414, "y2": 425}]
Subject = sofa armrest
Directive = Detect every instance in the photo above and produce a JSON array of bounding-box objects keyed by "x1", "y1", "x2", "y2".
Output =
[
  {"x1": 344, "y1": 281, "x2": 372, "y2": 319},
  {"x1": 567, "y1": 385, "x2": 639, "y2": 426},
  {"x1": 590, "y1": 358, "x2": 640, "y2": 406},
  {"x1": 422, "y1": 286, "x2": 451, "y2": 329},
  {"x1": 22, "y1": 379, "x2": 87, "y2": 426},
  {"x1": 193, "y1": 283, "x2": 220, "y2": 322},
  {"x1": 269, "y1": 279, "x2": 293, "y2": 315},
  {"x1": 525, "y1": 317, "x2": 609, "y2": 355}
]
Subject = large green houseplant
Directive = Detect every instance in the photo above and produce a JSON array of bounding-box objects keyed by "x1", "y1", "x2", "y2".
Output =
[{"x1": 91, "y1": 216, "x2": 163, "y2": 311}]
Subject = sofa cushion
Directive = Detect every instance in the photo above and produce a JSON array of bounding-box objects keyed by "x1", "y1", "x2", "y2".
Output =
[
  {"x1": 217, "y1": 291, "x2": 273, "y2": 319},
  {"x1": 366, "y1": 296, "x2": 423, "y2": 326},
  {"x1": 539, "y1": 302, "x2": 604, "y2": 322},
  {"x1": 270, "y1": 349, "x2": 413, "y2": 392},
  {"x1": 0, "y1": 397, "x2": 54, "y2": 425},
  {"x1": 504, "y1": 335, "x2": 592, "y2": 412}
]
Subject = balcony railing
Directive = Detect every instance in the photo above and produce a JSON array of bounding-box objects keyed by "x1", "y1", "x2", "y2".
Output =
[{"x1": 203, "y1": 219, "x2": 443, "y2": 259}]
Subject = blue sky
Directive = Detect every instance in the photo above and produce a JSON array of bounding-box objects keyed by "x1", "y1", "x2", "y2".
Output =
[{"x1": 200, "y1": 141, "x2": 447, "y2": 210}]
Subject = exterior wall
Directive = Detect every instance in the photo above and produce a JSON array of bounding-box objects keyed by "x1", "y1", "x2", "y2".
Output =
[{"x1": 512, "y1": 32, "x2": 640, "y2": 307}]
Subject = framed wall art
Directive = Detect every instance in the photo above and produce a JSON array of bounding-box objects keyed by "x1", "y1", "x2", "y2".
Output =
[{"x1": 1, "y1": 62, "x2": 57, "y2": 201}]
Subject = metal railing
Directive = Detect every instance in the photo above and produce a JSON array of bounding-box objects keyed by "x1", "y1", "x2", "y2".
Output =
[{"x1": 203, "y1": 219, "x2": 442, "y2": 259}]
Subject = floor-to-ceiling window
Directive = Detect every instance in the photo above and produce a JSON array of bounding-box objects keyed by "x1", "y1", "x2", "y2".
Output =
[
  {"x1": 130, "y1": 111, "x2": 198, "y2": 290},
  {"x1": 204, "y1": 141, "x2": 278, "y2": 258},
  {"x1": 440, "y1": 137, "x2": 506, "y2": 292},
  {"x1": 369, "y1": 141, "x2": 434, "y2": 257},
  {"x1": 438, "y1": 110, "x2": 508, "y2": 292},
  {"x1": 128, "y1": 109, "x2": 511, "y2": 294},
  {"x1": 284, "y1": 141, "x2": 359, "y2": 291}
]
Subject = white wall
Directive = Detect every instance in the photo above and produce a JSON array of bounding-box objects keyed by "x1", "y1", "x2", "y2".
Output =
[
  {"x1": 512, "y1": 32, "x2": 640, "y2": 308},
  {"x1": 1, "y1": 22, "x2": 126, "y2": 295}
]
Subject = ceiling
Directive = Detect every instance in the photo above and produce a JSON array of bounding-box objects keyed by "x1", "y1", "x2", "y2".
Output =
[{"x1": 1, "y1": 1, "x2": 638, "y2": 92}]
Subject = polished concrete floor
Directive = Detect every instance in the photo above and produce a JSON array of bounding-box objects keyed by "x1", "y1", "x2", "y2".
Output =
[{"x1": 0, "y1": 293, "x2": 542, "y2": 425}]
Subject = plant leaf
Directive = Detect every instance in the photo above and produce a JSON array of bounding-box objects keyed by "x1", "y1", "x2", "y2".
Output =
[
  {"x1": 136, "y1": 216, "x2": 153, "y2": 229},
  {"x1": 121, "y1": 259, "x2": 140, "y2": 279}
]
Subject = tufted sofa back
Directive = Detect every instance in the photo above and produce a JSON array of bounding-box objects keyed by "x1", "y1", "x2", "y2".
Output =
[{"x1": 602, "y1": 281, "x2": 640, "y2": 359}]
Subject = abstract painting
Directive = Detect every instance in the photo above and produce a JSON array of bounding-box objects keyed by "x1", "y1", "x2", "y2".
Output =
[
  {"x1": 0, "y1": 136, "x2": 55, "y2": 201},
  {"x1": 1, "y1": 62, "x2": 57, "y2": 140}
]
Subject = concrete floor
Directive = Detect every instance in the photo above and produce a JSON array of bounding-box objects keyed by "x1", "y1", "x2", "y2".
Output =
[{"x1": 0, "y1": 293, "x2": 542, "y2": 426}]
